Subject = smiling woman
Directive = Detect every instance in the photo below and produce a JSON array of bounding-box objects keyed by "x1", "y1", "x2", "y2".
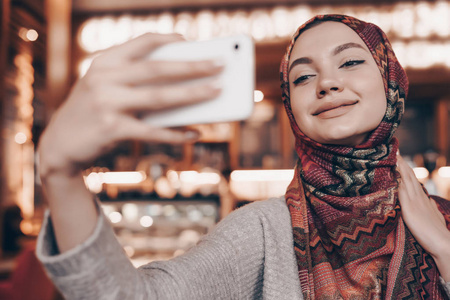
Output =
[
  {"x1": 281, "y1": 14, "x2": 450, "y2": 299},
  {"x1": 35, "y1": 14, "x2": 450, "y2": 300},
  {"x1": 288, "y1": 21, "x2": 386, "y2": 146}
]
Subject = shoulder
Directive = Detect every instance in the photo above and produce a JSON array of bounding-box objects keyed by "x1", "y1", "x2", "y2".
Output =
[
  {"x1": 206, "y1": 196, "x2": 292, "y2": 244},
  {"x1": 220, "y1": 196, "x2": 289, "y2": 226}
]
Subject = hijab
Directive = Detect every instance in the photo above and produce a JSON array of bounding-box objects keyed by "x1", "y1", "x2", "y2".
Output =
[{"x1": 280, "y1": 14, "x2": 450, "y2": 299}]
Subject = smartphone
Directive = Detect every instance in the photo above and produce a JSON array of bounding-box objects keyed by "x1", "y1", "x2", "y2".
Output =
[{"x1": 142, "y1": 35, "x2": 255, "y2": 127}]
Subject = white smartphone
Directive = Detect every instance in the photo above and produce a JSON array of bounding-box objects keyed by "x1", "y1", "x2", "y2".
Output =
[{"x1": 142, "y1": 35, "x2": 255, "y2": 127}]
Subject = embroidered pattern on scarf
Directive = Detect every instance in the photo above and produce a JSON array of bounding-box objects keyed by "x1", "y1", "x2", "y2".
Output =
[{"x1": 280, "y1": 14, "x2": 450, "y2": 299}]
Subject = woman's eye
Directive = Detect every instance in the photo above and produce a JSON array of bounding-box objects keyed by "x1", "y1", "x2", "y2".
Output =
[
  {"x1": 293, "y1": 75, "x2": 314, "y2": 85},
  {"x1": 340, "y1": 59, "x2": 365, "y2": 68}
]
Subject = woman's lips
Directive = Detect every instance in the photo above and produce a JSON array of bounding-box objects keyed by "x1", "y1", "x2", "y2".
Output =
[{"x1": 313, "y1": 100, "x2": 358, "y2": 119}]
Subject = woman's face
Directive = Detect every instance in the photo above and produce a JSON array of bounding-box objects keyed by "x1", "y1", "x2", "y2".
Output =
[{"x1": 288, "y1": 21, "x2": 387, "y2": 146}]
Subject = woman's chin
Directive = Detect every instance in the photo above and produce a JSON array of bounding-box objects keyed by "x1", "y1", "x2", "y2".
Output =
[{"x1": 314, "y1": 131, "x2": 368, "y2": 146}]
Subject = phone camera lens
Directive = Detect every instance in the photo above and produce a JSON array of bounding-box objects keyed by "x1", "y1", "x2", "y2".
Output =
[{"x1": 234, "y1": 43, "x2": 239, "y2": 51}]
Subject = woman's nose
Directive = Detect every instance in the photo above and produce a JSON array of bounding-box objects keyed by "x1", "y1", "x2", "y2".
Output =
[{"x1": 316, "y1": 73, "x2": 343, "y2": 97}]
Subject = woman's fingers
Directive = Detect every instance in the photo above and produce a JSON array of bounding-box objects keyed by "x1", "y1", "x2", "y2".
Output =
[
  {"x1": 397, "y1": 155, "x2": 423, "y2": 198},
  {"x1": 89, "y1": 79, "x2": 221, "y2": 112},
  {"x1": 95, "y1": 33, "x2": 185, "y2": 65}
]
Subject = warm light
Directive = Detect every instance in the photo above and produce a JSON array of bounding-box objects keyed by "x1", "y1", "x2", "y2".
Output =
[
  {"x1": 26, "y1": 29, "x2": 38, "y2": 41},
  {"x1": 20, "y1": 220, "x2": 33, "y2": 235},
  {"x1": 14, "y1": 132, "x2": 27, "y2": 144},
  {"x1": 162, "y1": 205, "x2": 176, "y2": 217},
  {"x1": 140, "y1": 215, "x2": 154, "y2": 227},
  {"x1": 18, "y1": 28, "x2": 38, "y2": 42},
  {"x1": 179, "y1": 171, "x2": 221, "y2": 185},
  {"x1": 413, "y1": 167, "x2": 429, "y2": 180},
  {"x1": 77, "y1": 3, "x2": 450, "y2": 72},
  {"x1": 438, "y1": 167, "x2": 450, "y2": 178},
  {"x1": 103, "y1": 171, "x2": 145, "y2": 184},
  {"x1": 84, "y1": 171, "x2": 146, "y2": 193},
  {"x1": 122, "y1": 203, "x2": 138, "y2": 221},
  {"x1": 254, "y1": 90, "x2": 264, "y2": 102},
  {"x1": 109, "y1": 211, "x2": 122, "y2": 223},
  {"x1": 147, "y1": 204, "x2": 163, "y2": 216},
  {"x1": 78, "y1": 57, "x2": 94, "y2": 77},
  {"x1": 230, "y1": 169, "x2": 294, "y2": 182}
]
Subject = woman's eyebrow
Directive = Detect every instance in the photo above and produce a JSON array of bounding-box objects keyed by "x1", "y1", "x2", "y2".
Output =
[
  {"x1": 288, "y1": 57, "x2": 312, "y2": 75},
  {"x1": 288, "y1": 42, "x2": 367, "y2": 76},
  {"x1": 333, "y1": 42, "x2": 367, "y2": 55}
]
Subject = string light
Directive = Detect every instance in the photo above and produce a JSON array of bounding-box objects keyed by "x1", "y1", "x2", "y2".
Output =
[{"x1": 77, "y1": 2, "x2": 450, "y2": 73}]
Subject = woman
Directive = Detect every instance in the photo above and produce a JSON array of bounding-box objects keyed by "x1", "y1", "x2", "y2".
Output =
[{"x1": 37, "y1": 15, "x2": 450, "y2": 299}]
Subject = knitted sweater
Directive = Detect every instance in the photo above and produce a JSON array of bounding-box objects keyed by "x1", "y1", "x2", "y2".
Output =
[{"x1": 37, "y1": 197, "x2": 450, "y2": 300}]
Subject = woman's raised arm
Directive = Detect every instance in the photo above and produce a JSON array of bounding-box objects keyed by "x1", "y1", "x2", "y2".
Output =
[{"x1": 38, "y1": 33, "x2": 223, "y2": 253}]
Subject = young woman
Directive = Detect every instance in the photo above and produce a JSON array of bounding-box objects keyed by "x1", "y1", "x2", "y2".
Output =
[{"x1": 37, "y1": 15, "x2": 450, "y2": 299}]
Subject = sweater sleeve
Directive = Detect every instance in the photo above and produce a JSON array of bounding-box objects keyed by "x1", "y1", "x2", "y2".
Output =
[
  {"x1": 36, "y1": 201, "x2": 266, "y2": 300},
  {"x1": 441, "y1": 277, "x2": 450, "y2": 297}
]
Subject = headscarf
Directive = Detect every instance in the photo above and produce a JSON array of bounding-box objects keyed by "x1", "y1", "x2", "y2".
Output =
[{"x1": 280, "y1": 14, "x2": 450, "y2": 299}]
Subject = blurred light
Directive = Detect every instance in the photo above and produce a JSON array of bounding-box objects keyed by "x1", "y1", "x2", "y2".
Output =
[
  {"x1": 438, "y1": 167, "x2": 450, "y2": 178},
  {"x1": 391, "y1": 41, "x2": 450, "y2": 69},
  {"x1": 140, "y1": 215, "x2": 154, "y2": 227},
  {"x1": 254, "y1": 90, "x2": 264, "y2": 102},
  {"x1": 85, "y1": 172, "x2": 146, "y2": 192},
  {"x1": 26, "y1": 29, "x2": 38, "y2": 41},
  {"x1": 167, "y1": 170, "x2": 180, "y2": 186},
  {"x1": 187, "y1": 208, "x2": 203, "y2": 222},
  {"x1": 19, "y1": 28, "x2": 38, "y2": 42},
  {"x1": 196, "y1": 11, "x2": 215, "y2": 39},
  {"x1": 101, "y1": 204, "x2": 115, "y2": 216},
  {"x1": 250, "y1": 10, "x2": 274, "y2": 41},
  {"x1": 179, "y1": 171, "x2": 221, "y2": 185},
  {"x1": 156, "y1": 13, "x2": 174, "y2": 34},
  {"x1": 147, "y1": 204, "x2": 163, "y2": 216},
  {"x1": 201, "y1": 204, "x2": 216, "y2": 217},
  {"x1": 20, "y1": 220, "x2": 33, "y2": 235},
  {"x1": 163, "y1": 205, "x2": 176, "y2": 217},
  {"x1": 78, "y1": 57, "x2": 94, "y2": 77},
  {"x1": 76, "y1": 2, "x2": 450, "y2": 72},
  {"x1": 15, "y1": 132, "x2": 27, "y2": 144},
  {"x1": 79, "y1": 18, "x2": 100, "y2": 52},
  {"x1": 413, "y1": 167, "x2": 429, "y2": 180},
  {"x1": 103, "y1": 171, "x2": 145, "y2": 184},
  {"x1": 434, "y1": 2, "x2": 450, "y2": 37},
  {"x1": 154, "y1": 176, "x2": 177, "y2": 198},
  {"x1": 271, "y1": 7, "x2": 291, "y2": 37},
  {"x1": 231, "y1": 169, "x2": 295, "y2": 182},
  {"x1": 122, "y1": 203, "x2": 139, "y2": 221},
  {"x1": 392, "y1": 4, "x2": 415, "y2": 38},
  {"x1": 109, "y1": 211, "x2": 122, "y2": 223},
  {"x1": 174, "y1": 13, "x2": 194, "y2": 37},
  {"x1": 123, "y1": 245, "x2": 135, "y2": 257}
]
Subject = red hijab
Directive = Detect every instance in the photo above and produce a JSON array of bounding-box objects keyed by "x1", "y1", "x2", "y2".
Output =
[{"x1": 280, "y1": 14, "x2": 450, "y2": 299}]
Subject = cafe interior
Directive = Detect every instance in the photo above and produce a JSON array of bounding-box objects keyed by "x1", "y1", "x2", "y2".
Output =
[{"x1": 0, "y1": 0, "x2": 449, "y2": 298}]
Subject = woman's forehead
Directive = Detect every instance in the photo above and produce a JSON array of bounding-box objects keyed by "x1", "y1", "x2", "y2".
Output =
[{"x1": 289, "y1": 21, "x2": 370, "y2": 61}]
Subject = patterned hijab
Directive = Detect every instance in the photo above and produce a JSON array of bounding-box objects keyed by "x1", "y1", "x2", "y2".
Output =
[{"x1": 280, "y1": 14, "x2": 450, "y2": 299}]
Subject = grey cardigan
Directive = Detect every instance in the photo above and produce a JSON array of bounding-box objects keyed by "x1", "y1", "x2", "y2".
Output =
[{"x1": 37, "y1": 197, "x2": 450, "y2": 300}]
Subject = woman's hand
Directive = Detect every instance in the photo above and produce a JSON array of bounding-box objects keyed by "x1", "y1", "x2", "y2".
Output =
[
  {"x1": 39, "y1": 33, "x2": 223, "y2": 177},
  {"x1": 397, "y1": 155, "x2": 450, "y2": 281},
  {"x1": 37, "y1": 33, "x2": 223, "y2": 253}
]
